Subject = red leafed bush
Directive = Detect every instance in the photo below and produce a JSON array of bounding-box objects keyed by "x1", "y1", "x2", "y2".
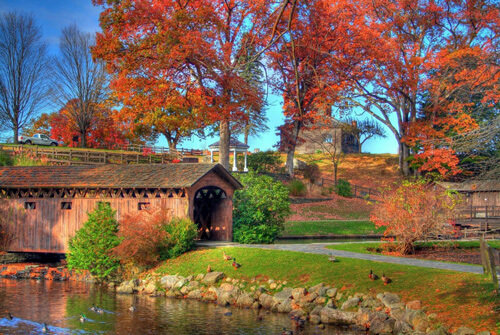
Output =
[
  {"x1": 172, "y1": 159, "x2": 181, "y2": 163},
  {"x1": 112, "y1": 209, "x2": 170, "y2": 266},
  {"x1": 371, "y1": 180, "x2": 460, "y2": 255}
]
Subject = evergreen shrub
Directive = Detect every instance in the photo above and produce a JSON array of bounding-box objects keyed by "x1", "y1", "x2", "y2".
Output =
[
  {"x1": 233, "y1": 172, "x2": 290, "y2": 244},
  {"x1": 335, "y1": 179, "x2": 352, "y2": 197},
  {"x1": 67, "y1": 203, "x2": 121, "y2": 281}
]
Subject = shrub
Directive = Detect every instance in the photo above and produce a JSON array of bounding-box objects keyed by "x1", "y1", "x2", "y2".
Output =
[
  {"x1": 335, "y1": 179, "x2": 352, "y2": 197},
  {"x1": 113, "y1": 209, "x2": 170, "y2": 267},
  {"x1": 247, "y1": 150, "x2": 282, "y2": 173},
  {"x1": 0, "y1": 150, "x2": 13, "y2": 166},
  {"x1": 162, "y1": 217, "x2": 197, "y2": 259},
  {"x1": 113, "y1": 210, "x2": 197, "y2": 267},
  {"x1": 299, "y1": 163, "x2": 321, "y2": 185},
  {"x1": 233, "y1": 172, "x2": 291, "y2": 244},
  {"x1": 288, "y1": 179, "x2": 306, "y2": 196},
  {"x1": 371, "y1": 180, "x2": 460, "y2": 255},
  {"x1": 67, "y1": 203, "x2": 121, "y2": 281}
]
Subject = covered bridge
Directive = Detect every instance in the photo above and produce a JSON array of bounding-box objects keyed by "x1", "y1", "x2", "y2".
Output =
[{"x1": 0, "y1": 164, "x2": 242, "y2": 253}]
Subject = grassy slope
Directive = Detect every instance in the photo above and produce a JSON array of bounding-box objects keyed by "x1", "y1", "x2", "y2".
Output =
[
  {"x1": 288, "y1": 195, "x2": 374, "y2": 221},
  {"x1": 294, "y1": 153, "x2": 401, "y2": 190},
  {"x1": 153, "y1": 247, "x2": 499, "y2": 333},
  {"x1": 282, "y1": 220, "x2": 385, "y2": 236}
]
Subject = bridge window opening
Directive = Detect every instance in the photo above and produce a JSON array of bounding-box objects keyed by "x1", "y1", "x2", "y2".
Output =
[
  {"x1": 24, "y1": 202, "x2": 36, "y2": 210},
  {"x1": 138, "y1": 202, "x2": 150, "y2": 210},
  {"x1": 61, "y1": 202, "x2": 72, "y2": 210}
]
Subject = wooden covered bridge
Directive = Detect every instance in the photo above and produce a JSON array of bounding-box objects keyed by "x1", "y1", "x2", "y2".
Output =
[{"x1": 0, "y1": 164, "x2": 241, "y2": 253}]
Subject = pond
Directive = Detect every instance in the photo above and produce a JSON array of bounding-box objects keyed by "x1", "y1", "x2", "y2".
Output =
[{"x1": 0, "y1": 279, "x2": 363, "y2": 335}]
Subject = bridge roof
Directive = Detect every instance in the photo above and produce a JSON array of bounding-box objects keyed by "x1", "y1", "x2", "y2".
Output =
[{"x1": 0, "y1": 164, "x2": 242, "y2": 189}]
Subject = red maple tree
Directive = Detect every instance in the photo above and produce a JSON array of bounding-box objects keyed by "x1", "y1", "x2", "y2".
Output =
[{"x1": 30, "y1": 100, "x2": 129, "y2": 149}]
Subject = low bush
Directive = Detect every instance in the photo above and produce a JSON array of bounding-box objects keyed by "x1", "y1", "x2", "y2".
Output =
[
  {"x1": 371, "y1": 179, "x2": 460, "y2": 254},
  {"x1": 247, "y1": 150, "x2": 282, "y2": 173},
  {"x1": 233, "y1": 172, "x2": 290, "y2": 244},
  {"x1": 113, "y1": 209, "x2": 170, "y2": 267},
  {"x1": 299, "y1": 163, "x2": 321, "y2": 185},
  {"x1": 163, "y1": 217, "x2": 198, "y2": 259},
  {"x1": 335, "y1": 179, "x2": 352, "y2": 197},
  {"x1": 113, "y1": 210, "x2": 197, "y2": 267},
  {"x1": 288, "y1": 179, "x2": 306, "y2": 196},
  {"x1": 0, "y1": 150, "x2": 13, "y2": 166},
  {"x1": 67, "y1": 203, "x2": 121, "y2": 282}
]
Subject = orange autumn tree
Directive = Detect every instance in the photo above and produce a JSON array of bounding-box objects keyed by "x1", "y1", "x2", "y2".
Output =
[
  {"x1": 46, "y1": 100, "x2": 128, "y2": 149},
  {"x1": 335, "y1": 0, "x2": 499, "y2": 177},
  {"x1": 270, "y1": 0, "x2": 357, "y2": 176},
  {"x1": 92, "y1": 0, "x2": 291, "y2": 168},
  {"x1": 371, "y1": 180, "x2": 460, "y2": 255},
  {"x1": 404, "y1": 46, "x2": 499, "y2": 178}
]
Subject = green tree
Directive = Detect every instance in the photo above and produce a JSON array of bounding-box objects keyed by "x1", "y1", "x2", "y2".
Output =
[
  {"x1": 67, "y1": 202, "x2": 121, "y2": 282},
  {"x1": 233, "y1": 172, "x2": 290, "y2": 244}
]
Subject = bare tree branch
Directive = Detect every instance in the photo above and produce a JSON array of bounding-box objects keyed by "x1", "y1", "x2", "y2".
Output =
[{"x1": 0, "y1": 12, "x2": 50, "y2": 143}]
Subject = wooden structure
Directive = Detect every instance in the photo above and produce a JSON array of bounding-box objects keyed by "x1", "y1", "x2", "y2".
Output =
[
  {"x1": 437, "y1": 180, "x2": 500, "y2": 235},
  {"x1": 0, "y1": 164, "x2": 241, "y2": 253}
]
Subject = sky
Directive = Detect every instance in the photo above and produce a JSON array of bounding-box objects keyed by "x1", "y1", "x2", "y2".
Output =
[{"x1": 0, "y1": 0, "x2": 398, "y2": 154}]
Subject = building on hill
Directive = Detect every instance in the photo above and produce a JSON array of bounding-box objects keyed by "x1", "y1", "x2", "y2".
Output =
[
  {"x1": 0, "y1": 164, "x2": 241, "y2": 253},
  {"x1": 292, "y1": 118, "x2": 360, "y2": 155}
]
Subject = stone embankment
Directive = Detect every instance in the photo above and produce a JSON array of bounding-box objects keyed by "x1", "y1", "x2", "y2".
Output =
[
  {"x1": 0, "y1": 263, "x2": 91, "y2": 281},
  {"x1": 115, "y1": 271, "x2": 490, "y2": 335}
]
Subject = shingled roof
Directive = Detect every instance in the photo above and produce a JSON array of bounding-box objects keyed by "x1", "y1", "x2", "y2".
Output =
[{"x1": 0, "y1": 164, "x2": 242, "y2": 189}]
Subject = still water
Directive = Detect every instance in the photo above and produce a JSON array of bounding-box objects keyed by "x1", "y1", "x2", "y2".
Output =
[{"x1": 0, "y1": 279, "x2": 363, "y2": 335}]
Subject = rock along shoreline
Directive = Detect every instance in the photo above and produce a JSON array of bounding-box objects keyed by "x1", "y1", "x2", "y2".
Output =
[{"x1": 114, "y1": 271, "x2": 490, "y2": 335}]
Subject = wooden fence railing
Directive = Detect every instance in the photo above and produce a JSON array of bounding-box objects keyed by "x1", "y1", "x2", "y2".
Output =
[
  {"x1": 1, "y1": 145, "x2": 182, "y2": 165},
  {"x1": 454, "y1": 205, "x2": 500, "y2": 236}
]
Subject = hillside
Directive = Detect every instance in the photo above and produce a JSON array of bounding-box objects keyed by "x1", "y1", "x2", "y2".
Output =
[{"x1": 295, "y1": 152, "x2": 401, "y2": 190}]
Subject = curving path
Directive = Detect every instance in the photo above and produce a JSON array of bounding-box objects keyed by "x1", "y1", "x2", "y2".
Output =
[{"x1": 196, "y1": 241, "x2": 485, "y2": 274}]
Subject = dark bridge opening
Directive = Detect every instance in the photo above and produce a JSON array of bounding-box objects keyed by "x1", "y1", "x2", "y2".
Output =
[{"x1": 193, "y1": 186, "x2": 227, "y2": 240}]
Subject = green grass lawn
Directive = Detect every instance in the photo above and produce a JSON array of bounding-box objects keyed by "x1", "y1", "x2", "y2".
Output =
[
  {"x1": 282, "y1": 220, "x2": 385, "y2": 236},
  {"x1": 153, "y1": 247, "x2": 498, "y2": 332},
  {"x1": 301, "y1": 198, "x2": 372, "y2": 220},
  {"x1": 326, "y1": 240, "x2": 500, "y2": 254}
]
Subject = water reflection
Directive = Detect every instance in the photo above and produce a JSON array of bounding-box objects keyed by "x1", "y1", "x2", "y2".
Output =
[{"x1": 1, "y1": 279, "x2": 363, "y2": 334}]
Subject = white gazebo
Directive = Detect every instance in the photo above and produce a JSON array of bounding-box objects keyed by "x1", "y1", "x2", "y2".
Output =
[{"x1": 209, "y1": 137, "x2": 249, "y2": 172}]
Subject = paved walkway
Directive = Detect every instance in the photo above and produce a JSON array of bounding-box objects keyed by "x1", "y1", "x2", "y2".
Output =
[{"x1": 196, "y1": 241, "x2": 485, "y2": 274}]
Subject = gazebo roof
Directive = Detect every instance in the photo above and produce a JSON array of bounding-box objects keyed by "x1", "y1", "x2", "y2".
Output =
[{"x1": 209, "y1": 137, "x2": 249, "y2": 150}]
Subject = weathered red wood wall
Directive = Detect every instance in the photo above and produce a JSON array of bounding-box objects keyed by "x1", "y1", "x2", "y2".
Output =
[{"x1": 1, "y1": 196, "x2": 189, "y2": 253}]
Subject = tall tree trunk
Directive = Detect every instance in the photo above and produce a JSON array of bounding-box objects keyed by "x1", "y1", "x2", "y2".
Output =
[
  {"x1": 80, "y1": 130, "x2": 87, "y2": 148},
  {"x1": 164, "y1": 132, "x2": 178, "y2": 151},
  {"x1": 333, "y1": 161, "x2": 338, "y2": 185},
  {"x1": 399, "y1": 141, "x2": 410, "y2": 177},
  {"x1": 219, "y1": 120, "x2": 231, "y2": 170},
  {"x1": 285, "y1": 120, "x2": 301, "y2": 177},
  {"x1": 13, "y1": 125, "x2": 19, "y2": 144}
]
